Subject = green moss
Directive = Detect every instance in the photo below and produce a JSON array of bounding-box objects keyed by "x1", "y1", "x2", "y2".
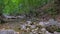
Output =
[
  {"x1": 56, "y1": 28, "x2": 60, "y2": 32},
  {"x1": 46, "y1": 25, "x2": 58, "y2": 33}
]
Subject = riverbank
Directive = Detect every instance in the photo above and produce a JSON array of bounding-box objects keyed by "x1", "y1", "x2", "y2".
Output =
[{"x1": 0, "y1": 18, "x2": 60, "y2": 34}]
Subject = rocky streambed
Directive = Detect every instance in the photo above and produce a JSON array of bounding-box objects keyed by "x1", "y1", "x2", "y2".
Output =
[{"x1": 0, "y1": 18, "x2": 60, "y2": 34}]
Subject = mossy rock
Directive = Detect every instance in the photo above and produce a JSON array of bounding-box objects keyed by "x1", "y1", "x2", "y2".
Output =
[
  {"x1": 56, "y1": 28, "x2": 60, "y2": 32},
  {"x1": 46, "y1": 25, "x2": 58, "y2": 33}
]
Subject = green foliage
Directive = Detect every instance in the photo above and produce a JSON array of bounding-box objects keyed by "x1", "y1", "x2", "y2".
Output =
[
  {"x1": 2, "y1": 0, "x2": 54, "y2": 15},
  {"x1": 46, "y1": 7, "x2": 57, "y2": 18},
  {"x1": 0, "y1": 0, "x2": 56, "y2": 19},
  {"x1": 56, "y1": 28, "x2": 60, "y2": 32},
  {"x1": 0, "y1": 0, "x2": 5, "y2": 15}
]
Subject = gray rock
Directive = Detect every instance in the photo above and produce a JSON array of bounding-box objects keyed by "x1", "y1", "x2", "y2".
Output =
[
  {"x1": 0, "y1": 29, "x2": 17, "y2": 34},
  {"x1": 26, "y1": 21, "x2": 32, "y2": 25},
  {"x1": 45, "y1": 31, "x2": 52, "y2": 34},
  {"x1": 39, "y1": 22, "x2": 45, "y2": 26},
  {"x1": 54, "y1": 31, "x2": 60, "y2": 34},
  {"x1": 21, "y1": 24, "x2": 26, "y2": 30},
  {"x1": 30, "y1": 32, "x2": 33, "y2": 34},
  {"x1": 48, "y1": 19, "x2": 58, "y2": 25},
  {"x1": 30, "y1": 25, "x2": 36, "y2": 29}
]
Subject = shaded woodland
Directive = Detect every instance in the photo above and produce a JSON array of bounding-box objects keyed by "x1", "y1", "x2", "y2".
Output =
[{"x1": 0, "y1": 0, "x2": 60, "y2": 23}]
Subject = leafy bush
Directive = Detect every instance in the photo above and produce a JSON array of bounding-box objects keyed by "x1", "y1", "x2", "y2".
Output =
[{"x1": 3, "y1": 0, "x2": 54, "y2": 15}]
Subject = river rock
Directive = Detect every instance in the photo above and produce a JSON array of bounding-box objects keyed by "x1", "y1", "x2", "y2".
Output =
[{"x1": 0, "y1": 29, "x2": 18, "y2": 34}]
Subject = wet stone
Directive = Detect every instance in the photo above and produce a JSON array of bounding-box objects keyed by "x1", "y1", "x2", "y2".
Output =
[{"x1": 0, "y1": 29, "x2": 18, "y2": 34}]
